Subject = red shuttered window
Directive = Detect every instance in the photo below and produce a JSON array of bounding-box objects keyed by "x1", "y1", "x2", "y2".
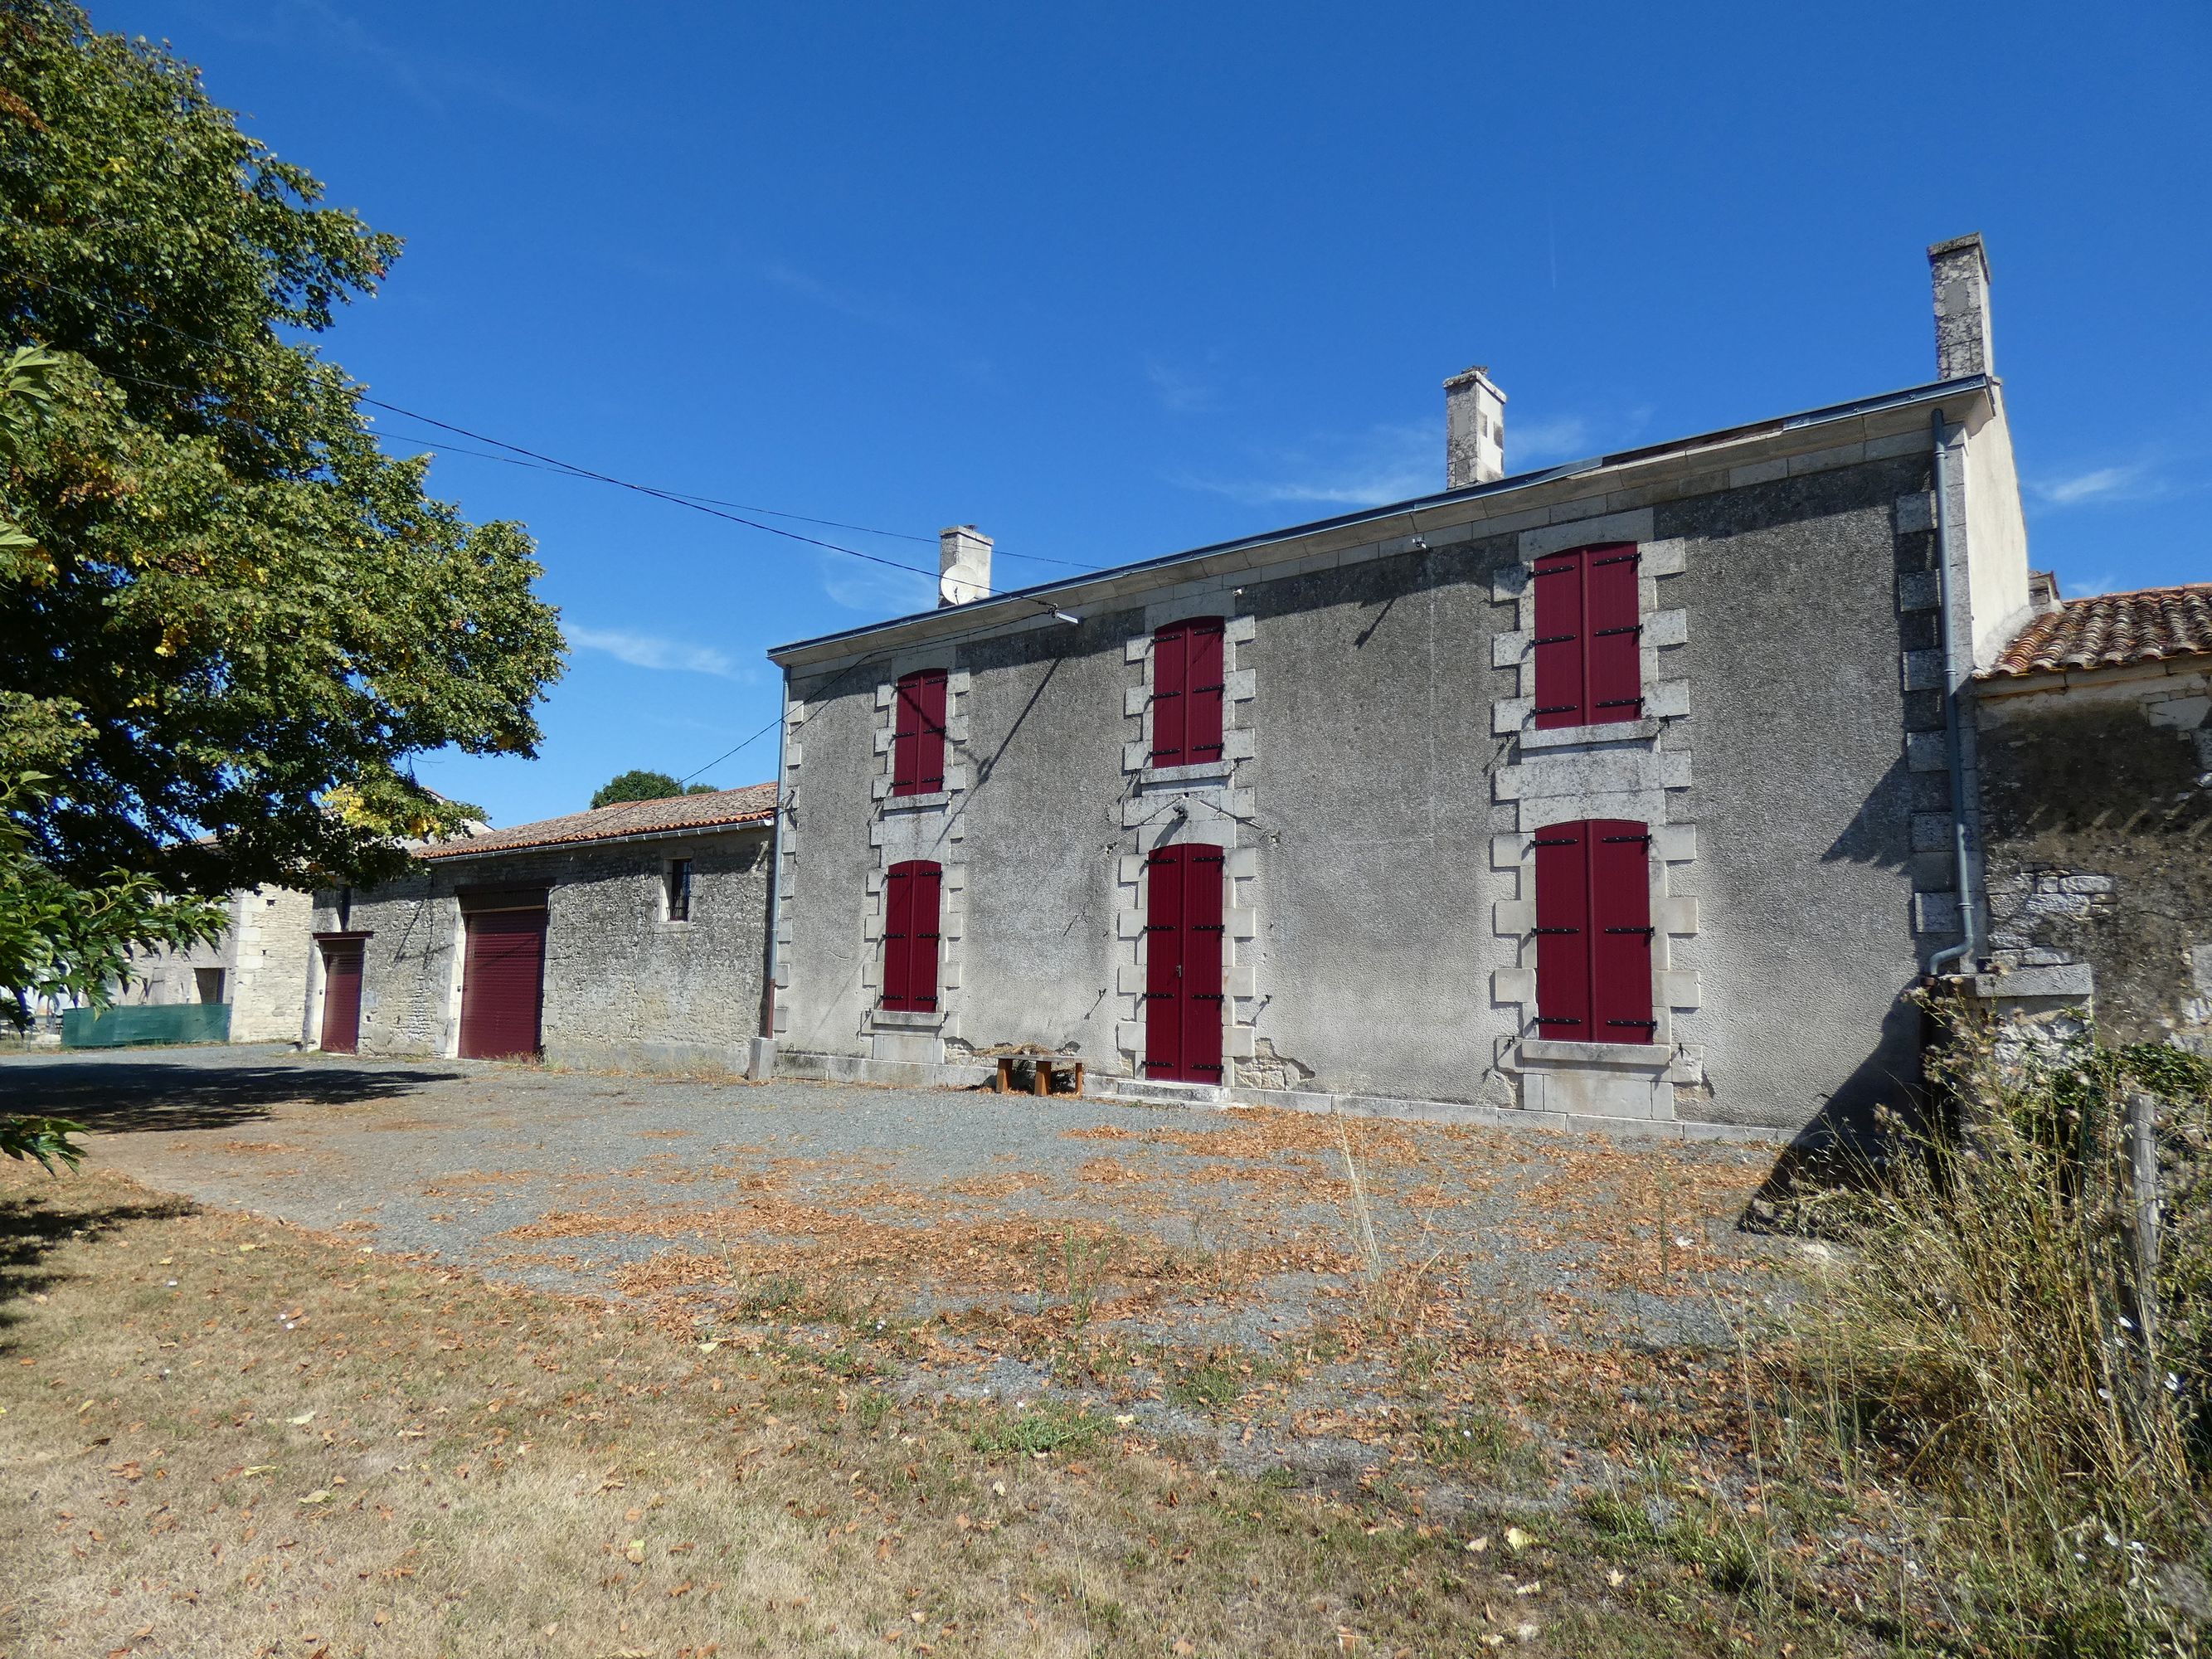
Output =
[
  {"x1": 892, "y1": 670, "x2": 948, "y2": 796},
  {"x1": 1531, "y1": 819, "x2": 1655, "y2": 1044},
  {"x1": 881, "y1": 860, "x2": 942, "y2": 1013},
  {"x1": 1151, "y1": 618, "x2": 1227, "y2": 766},
  {"x1": 1531, "y1": 543, "x2": 1642, "y2": 729}
]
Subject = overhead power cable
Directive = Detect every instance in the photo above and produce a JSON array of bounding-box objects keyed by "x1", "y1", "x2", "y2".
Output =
[{"x1": 19, "y1": 272, "x2": 1106, "y2": 572}]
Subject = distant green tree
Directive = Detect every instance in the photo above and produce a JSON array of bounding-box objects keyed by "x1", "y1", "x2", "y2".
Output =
[
  {"x1": 591, "y1": 770, "x2": 717, "y2": 809},
  {"x1": 0, "y1": 1, "x2": 565, "y2": 898}
]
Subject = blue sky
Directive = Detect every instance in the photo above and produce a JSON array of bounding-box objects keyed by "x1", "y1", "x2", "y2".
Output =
[{"x1": 103, "y1": 1, "x2": 2212, "y2": 828}]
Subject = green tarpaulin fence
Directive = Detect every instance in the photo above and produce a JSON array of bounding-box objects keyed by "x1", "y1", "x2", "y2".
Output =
[{"x1": 61, "y1": 1004, "x2": 231, "y2": 1049}]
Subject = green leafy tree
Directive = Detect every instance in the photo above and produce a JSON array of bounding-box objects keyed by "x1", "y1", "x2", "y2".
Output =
[
  {"x1": 591, "y1": 770, "x2": 717, "y2": 809},
  {"x1": 0, "y1": 1, "x2": 565, "y2": 899}
]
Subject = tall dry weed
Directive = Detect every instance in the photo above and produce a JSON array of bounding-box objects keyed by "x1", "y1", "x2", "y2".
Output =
[{"x1": 1792, "y1": 1013, "x2": 2210, "y2": 1655}]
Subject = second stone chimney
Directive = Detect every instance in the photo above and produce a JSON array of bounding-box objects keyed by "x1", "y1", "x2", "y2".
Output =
[
  {"x1": 1929, "y1": 233, "x2": 1994, "y2": 380},
  {"x1": 939, "y1": 524, "x2": 992, "y2": 607},
  {"x1": 1444, "y1": 367, "x2": 1506, "y2": 489}
]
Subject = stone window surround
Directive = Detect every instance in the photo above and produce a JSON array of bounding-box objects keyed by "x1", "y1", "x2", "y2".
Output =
[
  {"x1": 1111, "y1": 595, "x2": 1262, "y2": 1082},
  {"x1": 870, "y1": 663, "x2": 974, "y2": 803},
  {"x1": 1485, "y1": 506, "x2": 1704, "y2": 1117},
  {"x1": 859, "y1": 660, "x2": 974, "y2": 1046},
  {"x1": 1122, "y1": 601, "x2": 1258, "y2": 783}
]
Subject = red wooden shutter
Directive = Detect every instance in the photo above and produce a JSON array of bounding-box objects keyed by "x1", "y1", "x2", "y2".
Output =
[
  {"x1": 1151, "y1": 619, "x2": 1227, "y2": 766},
  {"x1": 1150, "y1": 625, "x2": 1188, "y2": 765},
  {"x1": 1184, "y1": 620, "x2": 1226, "y2": 763},
  {"x1": 1531, "y1": 545, "x2": 1641, "y2": 730},
  {"x1": 1532, "y1": 553, "x2": 1586, "y2": 730},
  {"x1": 1585, "y1": 547, "x2": 1643, "y2": 724},
  {"x1": 882, "y1": 860, "x2": 941, "y2": 1012},
  {"x1": 1144, "y1": 842, "x2": 1225, "y2": 1082},
  {"x1": 892, "y1": 671, "x2": 947, "y2": 796},
  {"x1": 1531, "y1": 819, "x2": 1654, "y2": 1046},
  {"x1": 1590, "y1": 821, "x2": 1656, "y2": 1041},
  {"x1": 459, "y1": 908, "x2": 546, "y2": 1059},
  {"x1": 318, "y1": 942, "x2": 362, "y2": 1054},
  {"x1": 1532, "y1": 823, "x2": 1592, "y2": 1039}
]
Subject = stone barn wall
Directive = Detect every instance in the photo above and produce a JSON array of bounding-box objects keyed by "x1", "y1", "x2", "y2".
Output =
[
  {"x1": 311, "y1": 825, "x2": 772, "y2": 1072},
  {"x1": 1975, "y1": 662, "x2": 2212, "y2": 1053}
]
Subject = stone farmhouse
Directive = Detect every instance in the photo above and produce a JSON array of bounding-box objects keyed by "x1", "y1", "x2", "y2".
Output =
[
  {"x1": 301, "y1": 786, "x2": 775, "y2": 1072},
  {"x1": 756, "y1": 234, "x2": 2210, "y2": 1142}
]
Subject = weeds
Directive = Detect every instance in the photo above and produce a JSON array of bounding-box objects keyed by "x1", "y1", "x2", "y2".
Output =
[
  {"x1": 1786, "y1": 1016, "x2": 2212, "y2": 1654},
  {"x1": 970, "y1": 1398, "x2": 1109, "y2": 1456}
]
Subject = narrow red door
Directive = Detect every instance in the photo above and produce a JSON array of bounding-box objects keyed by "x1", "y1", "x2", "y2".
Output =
[
  {"x1": 318, "y1": 942, "x2": 362, "y2": 1054},
  {"x1": 1144, "y1": 842, "x2": 1225, "y2": 1084},
  {"x1": 459, "y1": 908, "x2": 547, "y2": 1059}
]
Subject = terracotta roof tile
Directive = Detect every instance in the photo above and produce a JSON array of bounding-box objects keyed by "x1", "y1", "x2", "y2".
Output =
[
  {"x1": 416, "y1": 782, "x2": 777, "y2": 861},
  {"x1": 1981, "y1": 583, "x2": 2212, "y2": 679}
]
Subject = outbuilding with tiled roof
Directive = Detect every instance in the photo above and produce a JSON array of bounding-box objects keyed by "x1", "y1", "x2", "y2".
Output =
[
  {"x1": 1971, "y1": 577, "x2": 2212, "y2": 1051},
  {"x1": 1981, "y1": 581, "x2": 2212, "y2": 680},
  {"x1": 304, "y1": 784, "x2": 780, "y2": 1073}
]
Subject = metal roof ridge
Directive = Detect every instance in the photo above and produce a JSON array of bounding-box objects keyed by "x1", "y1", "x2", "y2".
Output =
[{"x1": 768, "y1": 374, "x2": 1992, "y2": 661}]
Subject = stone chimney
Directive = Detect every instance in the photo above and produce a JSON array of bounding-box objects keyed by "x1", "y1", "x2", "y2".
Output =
[
  {"x1": 1928, "y1": 233, "x2": 1994, "y2": 380},
  {"x1": 1444, "y1": 367, "x2": 1506, "y2": 489},
  {"x1": 938, "y1": 524, "x2": 992, "y2": 607}
]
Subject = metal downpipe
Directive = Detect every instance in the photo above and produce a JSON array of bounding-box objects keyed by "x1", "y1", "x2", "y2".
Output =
[{"x1": 1928, "y1": 409, "x2": 1980, "y2": 977}]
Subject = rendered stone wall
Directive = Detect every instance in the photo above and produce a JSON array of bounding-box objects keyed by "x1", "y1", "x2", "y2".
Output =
[
  {"x1": 1976, "y1": 665, "x2": 2212, "y2": 1053},
  {"x1": 309, "y1": 827, "x2": 771, "y2": 1070},
  {"x1": 778, "y1": 433, "x2": 1952, "y2": 1135}
]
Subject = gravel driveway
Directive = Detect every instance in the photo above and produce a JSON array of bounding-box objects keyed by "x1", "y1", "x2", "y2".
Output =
[{"x1": 2, "y1": 1044, "x2": 1801, "y2": 1489}]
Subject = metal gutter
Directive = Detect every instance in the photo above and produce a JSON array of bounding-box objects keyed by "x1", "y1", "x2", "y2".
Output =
[{"x1": 770, "y1": 373, "x2": 1993, "y2": 662}]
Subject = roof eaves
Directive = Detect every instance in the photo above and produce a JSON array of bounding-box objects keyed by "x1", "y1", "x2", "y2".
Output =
[
  {"x1": 415, "y1": 810, "x2": 775, "y2": 864},
  {"x1": 767, "y1": 374, "x2": 1991, "y2": 663}
]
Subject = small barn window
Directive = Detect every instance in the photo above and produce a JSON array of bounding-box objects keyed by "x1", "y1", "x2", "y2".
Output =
[
  {"x1": 1531, "y1": 543, "x2": 1641, "y2": 729},
  {"x1": 664, "y1": 858, "x2": 693, "y2": 922},
  {"x1": 1150, "y1": 617, "x2": 1226, "y2": 766},
  {"x1": 1531, "y1": 819, "x2": 1655, "y2": 1044},
  {"x1": 892, "y1": 670, "x2": 949, "y2": 796},
  {"x1": 881, "y1": 860, "x2": 942, "y2": 1013}
]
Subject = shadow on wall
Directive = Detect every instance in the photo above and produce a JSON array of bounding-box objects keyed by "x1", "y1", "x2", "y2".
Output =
[
  {"x1": 0, "y1": 1058, "x2": 460, "y2": 1135},
  {"x1": 1743, "y1": 985, "x2": 1932, "y2": 1227},
  {"x1": 1820, "y1": 751, "x2": 1918, "y2": 871}
]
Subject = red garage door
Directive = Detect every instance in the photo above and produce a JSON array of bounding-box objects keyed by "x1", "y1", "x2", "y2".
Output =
[
  {"x1": 459, "y1": 907, "x2": 547, "y2": 1060},
  {"x1": 318, "y1": 941, "x2": 362, "y2": 1054}
]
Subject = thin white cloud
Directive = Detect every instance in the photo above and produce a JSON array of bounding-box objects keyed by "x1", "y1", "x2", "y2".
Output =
[
  {"x1": 1510, "y1": 414, "x2": 1596, "y2": 465},
  {"x1": 566, "y1": 625, "x2": 741, "y2": 679},
  {"x1": 2031, "y1": 465, "x2": 2152, "y2": 507},
  {"x1": 1145, "y1": 355, "x2": 1218, "y2": 414},
  {"x1": 819, "y1": 555, "x2": 937, "y2": 616},
  {"x1": 1179, "y1": 421, "x2": 1434, "y2": 508}
]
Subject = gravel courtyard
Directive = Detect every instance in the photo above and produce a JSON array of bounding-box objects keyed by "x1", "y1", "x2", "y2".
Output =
[{"x1": 1, "y1": 1044, "x2": 1801, "y2": 1490}]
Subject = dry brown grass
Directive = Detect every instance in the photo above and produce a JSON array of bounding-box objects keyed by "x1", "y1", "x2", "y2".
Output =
[{"x1": 0, "y1": 1158, "x2": 1774, "y2": 1658}]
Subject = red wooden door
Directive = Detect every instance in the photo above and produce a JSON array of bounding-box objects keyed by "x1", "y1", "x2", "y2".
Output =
[
  {"x1": 880, "y1": 860, "x2": 942, "y2": 1012},
  {"x1": 1532, "y1": 819, "x2": 1654, "y2": 1044},
  {"x1": 318, "y1": 942, "x2": 362, "y2": 1054},
  {"x1": 1144, "y1": 842, "x2": 1225, "y2": 1083},
  {"x1": 459, "y1": 908, "x2": 547, "y2": 1059}
]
